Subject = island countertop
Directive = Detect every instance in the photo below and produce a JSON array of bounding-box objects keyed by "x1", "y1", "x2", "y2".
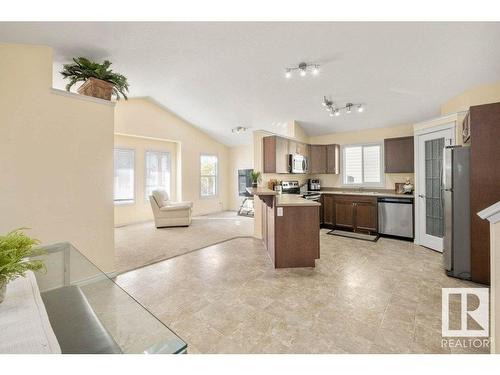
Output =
[{"x1": 246, "y1": 187, "x2": 320, "y2": 207}]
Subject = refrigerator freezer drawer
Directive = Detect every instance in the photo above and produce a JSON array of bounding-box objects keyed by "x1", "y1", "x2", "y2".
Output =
[{"x1": 378, "y1": 201, "x2": 414, "y2": 238}]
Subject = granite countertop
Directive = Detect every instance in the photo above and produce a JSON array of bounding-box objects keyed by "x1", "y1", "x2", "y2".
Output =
[
  {"x1": 246, "y1": 187, "x2": 320, "y2": 207},
  {"x1": 307, "y1": 188, "x2": 414, "y2": 198},
  {"x1": 275, "y1": 194, "x2": 321, "y2": 207},
  {"x1": 246, "y1": 187, "x2": 277, "y2": 196}
]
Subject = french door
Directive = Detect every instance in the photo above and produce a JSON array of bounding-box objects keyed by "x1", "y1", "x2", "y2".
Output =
[{"x1": 416, "y1": 127, "x2": 455, "y2": 252}]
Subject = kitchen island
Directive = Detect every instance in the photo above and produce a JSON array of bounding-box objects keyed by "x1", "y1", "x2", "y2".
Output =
[{"x1": 247, "y1": 187, "x2": 321, "y2": 268}]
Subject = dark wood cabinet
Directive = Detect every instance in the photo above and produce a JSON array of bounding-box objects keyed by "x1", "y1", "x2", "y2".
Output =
[
  {"x1": 354, "y1": 199, "x2": 378, "y2": 232},
  {"x1": 334, "y1": 196, "x2": 355, "y2": 230},
  {"x1": 310, "y1": 144, "x2": 339, "y2": 174},
  {"x1": 321, "y1": 194, "x2": 378, "y2": 233},
  {"x1": 326, "y1": 144, "x2": 340, "y2": 174},
  {"x1": 263, "y1": 135, "x2": 289, "y2": 173},
  {"x1": 322, "y1": 194, "x2": 335, "y2": 227},
  {"x1": 310, "y1": 145, "x2": 327, "y2": 174},
  {"x1": 384, "y1": 136, "x2": 414, "y2": 173},
  {"x1": 469, "y1": 102, "x2": 500, "y2": 285}
]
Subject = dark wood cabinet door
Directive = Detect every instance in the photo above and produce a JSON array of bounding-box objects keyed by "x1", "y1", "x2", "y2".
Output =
[
  {"x1": 263, "y1": 135, "x2": 289, "y2": 173},
  {"x1": 310, "y1": 145, "x2": 327, "y2": 174},
  {"x1": 469, "y1": 102, "x2": 500, "y2": 285},
  {"x1": 263, "y1": 136, "x2": 276, "y2": 173},
  {"x1": 326, "y1": 144, "x2": 339, "y2": 174},
  {"x1": 384, "y1": 136, "x2": 414, "y2": 173},
  {"x1": 334, "y1": 196, "x2": 355, "y2": 230},
  {"x1": 354, "y1": 200, "x2": 378, "y2": 233},
  {"x1": 322, "y1": 194, "x2": 335, "y2": 226},
  {"x1": 275, "y1": 137, "x2": 289, "y2": 173}
]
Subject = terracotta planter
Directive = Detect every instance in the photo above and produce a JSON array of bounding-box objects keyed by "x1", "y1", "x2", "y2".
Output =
[
  {"x1": 0, "y1": 280, "x2": 6, "y2": 304},
  {"x1": 77, "y1": 77, "x2": 114, "y2": 101}
]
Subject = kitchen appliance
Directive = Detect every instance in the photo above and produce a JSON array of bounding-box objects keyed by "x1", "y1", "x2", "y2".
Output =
[
  {"x1": 442, "y1": 145, "x2": 471, "y2": 280},
  {"x1": 288, "y1": 154, "x2": 308, "y2": 174},
  {"x1": 302, "y1": 192, "x2": 321, "y2": 202},
  {"x1": 308, "y1": 179, "x2": 321, "y2": 191},
  {"x1": 281, "y1": 180, "x2": 300, "y2": 194},
  {"x1": 377, "y1": 197, "x2": 414, "y2": 239}
]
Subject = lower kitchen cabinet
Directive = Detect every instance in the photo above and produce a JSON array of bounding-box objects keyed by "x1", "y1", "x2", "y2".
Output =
[
  {"x1": 321, "y1": 194, "x2": 335, "y2": 226},
  {"x1": 333, "y1": 196, "x2": 354, "y2": 230},
  {"x1": 321, "y1": 194, "x2": 378, "y2": 234},
  {"x1": 354, "y1": 199, "x2": 378, "y2": 232}
]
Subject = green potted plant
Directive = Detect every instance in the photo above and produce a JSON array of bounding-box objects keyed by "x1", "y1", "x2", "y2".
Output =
[
  {"x1": 60, "y1": 57, "x2": 129, "y2": 101},
  {"x1": 0, "y1": 229, "x2": 45, "y2": 303},
  {"x1": 250, "y1": 171, "x2": 262, "y2": 188}
]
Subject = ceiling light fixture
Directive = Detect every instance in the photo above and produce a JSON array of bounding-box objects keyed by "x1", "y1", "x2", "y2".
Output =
[
  {"x1": 284, "y1": 62, "x2": 320, "y2": 79},
  {"x1": 322, "y1": 97, "x2": 365, "y2": 118},
  {"x1": 231, "y1": 126, "x2": 248, "y2": 134}
]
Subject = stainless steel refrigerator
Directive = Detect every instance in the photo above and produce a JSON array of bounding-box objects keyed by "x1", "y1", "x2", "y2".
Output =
[{"x1": 442, "y1": 145, "x2": 471, "y2": 280}]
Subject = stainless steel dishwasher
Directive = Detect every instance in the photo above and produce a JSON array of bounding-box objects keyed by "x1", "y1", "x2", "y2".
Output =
[{"x1": 377, "y1": 197, "x2": 414, "y2": 239}]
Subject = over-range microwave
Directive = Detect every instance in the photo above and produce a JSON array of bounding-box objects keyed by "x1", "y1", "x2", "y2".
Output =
[{"x1": 288, "y1": 154, "x2": 308, "y2": 174}]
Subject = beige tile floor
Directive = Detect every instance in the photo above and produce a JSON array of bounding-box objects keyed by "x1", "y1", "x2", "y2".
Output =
[{"x1": 116, "y1": 229, "x2": 489, "y2": 354}]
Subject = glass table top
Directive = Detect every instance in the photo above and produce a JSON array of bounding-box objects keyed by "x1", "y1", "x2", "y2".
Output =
[{"x1": 34, "y1": 242, "x2": 187, "y2": 354}]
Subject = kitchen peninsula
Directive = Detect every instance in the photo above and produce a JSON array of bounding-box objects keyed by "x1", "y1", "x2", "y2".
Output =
[{"x1": 247, "y1": 187, "x2": 320, "y2": 268}]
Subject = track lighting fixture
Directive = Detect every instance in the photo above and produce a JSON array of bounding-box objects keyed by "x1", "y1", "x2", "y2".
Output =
[
  {"x1": 322, "y1": 97, "x2": 365, "y2": 118},
  {"x1": 284, "y1": 62, "x2": 320, "y2": 78}
]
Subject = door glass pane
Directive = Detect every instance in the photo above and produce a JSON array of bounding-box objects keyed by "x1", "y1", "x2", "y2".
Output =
[{"x1": 425, "y1": 138, "x2": 444, "y2": 237}]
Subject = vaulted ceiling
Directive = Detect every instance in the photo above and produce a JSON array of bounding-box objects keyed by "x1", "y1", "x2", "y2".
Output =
[{"x1": 1, "y1": 22, "x2": 500, "y2": 145}]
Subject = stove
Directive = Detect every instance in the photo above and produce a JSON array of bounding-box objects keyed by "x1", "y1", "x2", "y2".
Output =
[{"x1": 281, "y1": 181, "x2": 300, "y2": 194}]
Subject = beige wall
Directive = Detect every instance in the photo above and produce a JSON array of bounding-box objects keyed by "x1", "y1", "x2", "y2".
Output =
[
  {"x1": 114, "y1": 98, "x2": 229, "y2": 216},
  {"x1": 0, "y1": 43, "x2": 115, "y2": 272},
  {"x1": 493, "y1": 220, "x2": 500, "y2": 354},
  {"x1": 228, "y1": 145, "x2": 254, "y2": 211},
  {"x1": 114, "y1": 134, "x2": 178, "y2": 226},
  {"x1": 441, "y1": 81, "x2": 500, "y2": 115},
  {"x1": 309, "y1": 123, "x2": 415, "y2": 189}
]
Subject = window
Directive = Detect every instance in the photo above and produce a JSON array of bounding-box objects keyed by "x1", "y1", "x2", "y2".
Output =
[
  {"x1": 200, "y1": 154, "x2": 218, "y2": 197},
  {"x1": 114, "y1": 149, "x2": 135, "y2": 203},
  {"x1": 342, "y1": 143, "x2": 383, "y2": 186},
  {"x1": 145, "y1": 151, "x2": 171, "y2": 201}
]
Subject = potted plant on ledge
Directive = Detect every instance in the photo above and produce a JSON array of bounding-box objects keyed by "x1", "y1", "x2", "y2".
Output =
[
  {"x1": 60, "y1": 57, "x2": 129, "y2": 101},
  {"x1": 250, "y1": 171, "x2": 262, "y2": 188},
  {"x1": 0, "y1": 229, "x2": 45, "y2": 304}
]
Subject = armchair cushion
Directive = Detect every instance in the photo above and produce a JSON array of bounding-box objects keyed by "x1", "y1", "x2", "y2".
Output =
[
  {"x1": 160, "y1": 204, "x2": 192, "y2": 212},
  {"x1": 152, "y1": 190, "x2": 168, "y2": 207}
]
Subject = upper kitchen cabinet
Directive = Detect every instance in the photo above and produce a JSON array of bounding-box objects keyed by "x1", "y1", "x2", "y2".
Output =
[
  {"x1": 326, "y1": 144, "x2": 340, "y2": 174},
  {"x1": 288, "y1": 139, "x2": 309, "y2": 157},
  {"x1": 384, "y1": 136, "x2": 414, "y2": 173},
  {"x1": 263, "y1": 135, "x2": 289, "y2": 173},
  {"x1": 310, "y1": 144, "x2": 339, "y2": 174}
]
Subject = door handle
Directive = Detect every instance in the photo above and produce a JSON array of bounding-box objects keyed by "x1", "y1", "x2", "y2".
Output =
[{"x1": 418, "y1": 194, "x2": 425, "y2": 198}]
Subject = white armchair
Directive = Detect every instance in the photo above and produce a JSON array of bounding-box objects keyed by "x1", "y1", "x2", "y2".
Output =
[{"x1": 150, "y1": 190, "x2": 193, "y2": 228}]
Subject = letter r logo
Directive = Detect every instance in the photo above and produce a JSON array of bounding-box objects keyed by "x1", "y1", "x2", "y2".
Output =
[{"x1": 442, "y1": 288, "x2": 489, "y2": 337}]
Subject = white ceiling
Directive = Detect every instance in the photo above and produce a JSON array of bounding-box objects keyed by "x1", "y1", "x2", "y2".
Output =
[{"x1": 1, "y1": 22, "x2": 500, "y2": 146}]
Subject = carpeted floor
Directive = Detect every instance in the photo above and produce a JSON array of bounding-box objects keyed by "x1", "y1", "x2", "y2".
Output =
[{"x1": 114, "y1": 211, "x2": 254, "y2": 274}]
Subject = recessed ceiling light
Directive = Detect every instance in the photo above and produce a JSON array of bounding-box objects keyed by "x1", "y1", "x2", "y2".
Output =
[{"x1": 231, "y1": 126, "x2": 248, "y2": 134}]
